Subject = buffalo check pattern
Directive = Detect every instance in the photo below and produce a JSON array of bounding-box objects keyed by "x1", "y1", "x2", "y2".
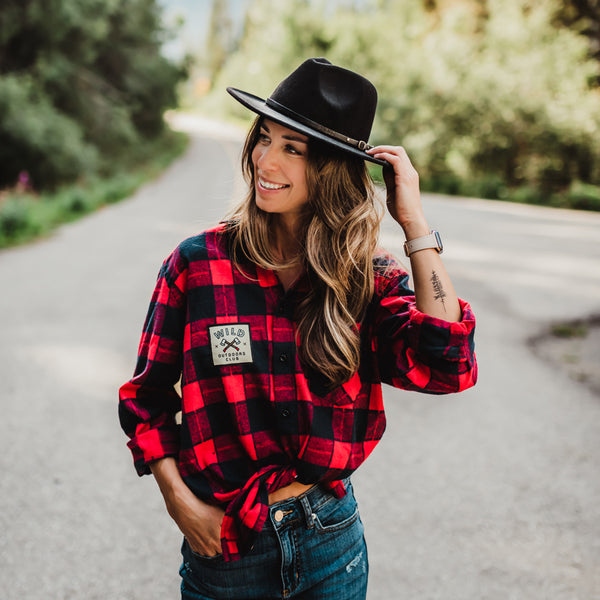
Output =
[{"x1": 119, "y1": 224, "x2": 477, "y2": 561}]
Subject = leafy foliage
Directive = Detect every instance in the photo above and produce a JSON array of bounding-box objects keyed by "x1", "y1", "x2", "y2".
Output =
[
  {"x1": 199, "y1": 0, "x2": 600, "y2": 207},
  {"x1": 0, "y1": 0, "x2": 186, "y2": 190},
  {"x1": 554, "y1": 0, "x2": 600, "y2": 71},
  {"x1": 0, "y1": 129, "x2": 188, "y2": 248},
  {"x1": 206, "y1": 0, "x2": 234, "y2": 82}
]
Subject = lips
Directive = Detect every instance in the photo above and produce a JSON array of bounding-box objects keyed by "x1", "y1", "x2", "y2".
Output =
[{"x1": 258, "y1": 177, "x2": 289, "y2": 191}]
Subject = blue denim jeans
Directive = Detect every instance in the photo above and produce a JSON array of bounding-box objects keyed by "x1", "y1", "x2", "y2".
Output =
[{"x1": 179, "y1": 480, "x2": 368, "y2": 599}]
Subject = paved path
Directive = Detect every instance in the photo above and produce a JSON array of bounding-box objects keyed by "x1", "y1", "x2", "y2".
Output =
[{"x1": 1, "y1": 115, "x2": 599, "y2": 599}]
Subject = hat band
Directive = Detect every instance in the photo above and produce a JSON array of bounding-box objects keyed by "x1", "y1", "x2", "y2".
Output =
[{"x1": 265, "y1": 98, "x2": 373, "y2": 152}]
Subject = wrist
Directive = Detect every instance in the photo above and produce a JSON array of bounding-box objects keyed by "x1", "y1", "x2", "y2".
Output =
[
  {"x1": 403, "y1": 230, "x2": 443, "y2": 257},
  {"x1": 401, "y1": 219, "x2": 430, "y2": 240}
]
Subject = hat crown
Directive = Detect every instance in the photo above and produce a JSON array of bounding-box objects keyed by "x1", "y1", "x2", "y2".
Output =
[{"x1": 269, "y1": 58, "x2": 377, "y2": 143}]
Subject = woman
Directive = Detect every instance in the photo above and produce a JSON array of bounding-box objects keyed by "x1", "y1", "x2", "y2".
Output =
[{"x1": 119, "y1": 58, "x2": 477, "y2": 599}]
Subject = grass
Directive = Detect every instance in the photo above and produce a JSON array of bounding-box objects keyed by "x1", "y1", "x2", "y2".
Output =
[
  {"x1": 0, "y1": 129, "x2": 189, "y2": 249},
  {"x1": 550, "y1": 322, "x2": 589, "y2": 339}
]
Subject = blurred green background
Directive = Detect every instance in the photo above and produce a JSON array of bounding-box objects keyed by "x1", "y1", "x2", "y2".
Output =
[{"x1": 1, "y1": 0, "x2": 599, "y2": 247}]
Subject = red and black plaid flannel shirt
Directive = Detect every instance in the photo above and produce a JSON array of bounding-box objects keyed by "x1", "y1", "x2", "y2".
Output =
[{"x1": 119, "y1": 224, "x2": 477, "y2": 561}]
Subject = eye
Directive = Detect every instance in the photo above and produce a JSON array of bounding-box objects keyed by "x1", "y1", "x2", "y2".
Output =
[
  {"x1": 257, "y1": 133, "x2": 270, "y2": 145},
  {"x1": 286, "y1": 144, "x2": 304, "y2": 156}
]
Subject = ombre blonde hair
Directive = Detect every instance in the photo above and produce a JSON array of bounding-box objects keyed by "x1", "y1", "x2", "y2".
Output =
[{"x1": 227, "y1": 117, "x2": 383, "y2": 388}]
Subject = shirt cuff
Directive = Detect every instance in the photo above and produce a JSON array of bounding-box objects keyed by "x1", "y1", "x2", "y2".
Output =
[
  {"x1": 407, "y1": 298, "x2": 476, "y2": 362},
  {"x1": 127, "y1": 426, "x2": 180, "y2": 476}
]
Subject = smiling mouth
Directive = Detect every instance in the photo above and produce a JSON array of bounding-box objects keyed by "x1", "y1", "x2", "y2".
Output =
[{"x1": 258, "y1": 177, "x2": 289, "y2": 191}]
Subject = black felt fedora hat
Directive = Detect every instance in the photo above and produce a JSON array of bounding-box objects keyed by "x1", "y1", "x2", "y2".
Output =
[{"x1": 227, "y1": 57, "x2": 385, "y2": 166}]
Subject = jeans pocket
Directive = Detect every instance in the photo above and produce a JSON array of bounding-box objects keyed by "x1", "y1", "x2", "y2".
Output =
[
  {"x1": 190, "y1": 549, "x2": 224, "y2": 562},
  {"x1": 183, "y1": 539, "x2": 224, "y2": 563},
  {"x1": 312, "y1": 493, "x2": 360, "y2": 533}
]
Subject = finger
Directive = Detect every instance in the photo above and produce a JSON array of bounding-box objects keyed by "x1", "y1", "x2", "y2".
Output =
[
  {"x1": 371, "y1": 150, "x2": 418, "y2": 177},
  {"x1": 367, "y1": 145, "x2": 410, "y2": 158},
  {"x1": 369, "y1": 153, "x2": 411, "y2": 174},
  {"x1": 189, "y1": 535, "x2": 222, "y2": 557},
  {"x1": 369, "y1": 148, "x2": 413, "y2": 165},
  {"x1": 367, "y1": 144, "x2": 404, "y2": 153}
]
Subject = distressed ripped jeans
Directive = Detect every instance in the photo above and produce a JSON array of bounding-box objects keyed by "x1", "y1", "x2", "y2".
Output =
[{"x1": 179, "y1": 479, "x2": 368, "y2": 600}]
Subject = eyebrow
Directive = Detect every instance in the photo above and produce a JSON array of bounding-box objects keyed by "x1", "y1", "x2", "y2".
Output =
[{"x1": 261, "y1": 123, "x2": 308, "y2": 144}]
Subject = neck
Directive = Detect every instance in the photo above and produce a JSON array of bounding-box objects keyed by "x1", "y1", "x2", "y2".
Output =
[{"x1": 273, "y1": 215, "x2": 303, "y2": 261}]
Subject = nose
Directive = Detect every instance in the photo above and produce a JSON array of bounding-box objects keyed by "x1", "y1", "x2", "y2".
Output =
[{"x1": 256, "y1": 144, "x2": 278, "y2": 172}]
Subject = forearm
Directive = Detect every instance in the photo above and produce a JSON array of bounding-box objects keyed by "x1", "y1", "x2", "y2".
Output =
[
  {"x1": 365, "y1": 145, "x2": 463, "y2": 323},
  {"x1": 150, "y1": 457, "x2": 187, "y2": 505},
  {"x1": 402, "y1": 222, "x2": 461, "y2": 322},
  {"x1": 409, "y1": 249, "x2": 461, "y2": 321}
]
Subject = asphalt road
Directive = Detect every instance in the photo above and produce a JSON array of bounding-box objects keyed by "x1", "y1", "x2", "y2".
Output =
[{"x1": 1, "y1": 115, "x2": 599, "y2": 599}]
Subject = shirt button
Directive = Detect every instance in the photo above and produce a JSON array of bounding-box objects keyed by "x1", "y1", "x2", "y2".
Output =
[
  {"x1": 274, "y1": 509, "x2": 284, "y2": 522},
  {"x1": 281, "y1": 409, "x2": 290, "y2": 418},
  {"x1": 279, "y1": 353, "x2": 288, "y2": 363}
]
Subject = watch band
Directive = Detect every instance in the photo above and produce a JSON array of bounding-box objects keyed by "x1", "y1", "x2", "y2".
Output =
[{"x1": 403, "y1": 230, "x2": 443, "y2": 257}]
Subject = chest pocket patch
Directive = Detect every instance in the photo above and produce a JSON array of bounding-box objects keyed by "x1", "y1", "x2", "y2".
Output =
[{"x1": 208, "y1": 324, "x2": 253, "y2": 366}]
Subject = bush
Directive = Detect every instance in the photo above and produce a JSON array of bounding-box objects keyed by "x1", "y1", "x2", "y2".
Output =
[
  {"x1": 0, "y1": 75, "x2": 99, "y2": 189},
  {"x1": 0, "y1": 197, "x2": 35, "y2": 240},
  {"x1": 507, "y1": 186, "x2": 548, "y2": 206},
  {"x1": 0, "y1": 129, "x2": 188, "y2": 249},
  {"x1": 0, "y1": 0, "x2": 187, "y2": 191},
  {"x1": 566, "y1": 181, "x2": 600, "y2": 211}
]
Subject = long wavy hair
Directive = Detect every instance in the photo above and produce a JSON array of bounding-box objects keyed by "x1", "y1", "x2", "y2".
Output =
[{"x1": 227, "y1": 117, "x2": 383, "y2": 388}]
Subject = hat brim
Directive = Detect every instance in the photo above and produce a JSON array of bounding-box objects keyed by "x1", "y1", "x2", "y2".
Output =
[{"x1": 227, "y1": 87, "x2": 388, "y2": 167}]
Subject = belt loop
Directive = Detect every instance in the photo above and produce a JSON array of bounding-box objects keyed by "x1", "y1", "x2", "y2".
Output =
[{"x1": 299, "y1": 495, "x2": 316, "y2": 529}]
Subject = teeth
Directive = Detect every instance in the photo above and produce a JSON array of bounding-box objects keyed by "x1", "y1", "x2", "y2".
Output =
[{"x1": 259, "y1": 178, "x2": 287, "y2": 190}]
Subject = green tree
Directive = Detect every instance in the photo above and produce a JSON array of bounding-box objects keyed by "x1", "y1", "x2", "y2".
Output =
[
  {"x1": 207, "y1": 0, "x2": 600, "y2": 204},
  {"x1": 0, "y1": 0, "x2": 186, "y2": 190},
  {"x1": 554, "y1": 0, "x2": 600, "y2": 68},
  {"x1": 205, "y1": 0, "x2": 234, "y2": 83}
]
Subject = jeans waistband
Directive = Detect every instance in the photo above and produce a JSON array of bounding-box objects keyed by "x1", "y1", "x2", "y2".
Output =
[{"x1": 267, "y1": 478, "x2": 352, "y2": 530}]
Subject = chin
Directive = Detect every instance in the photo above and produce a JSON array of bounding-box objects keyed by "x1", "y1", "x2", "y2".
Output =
[{"x1": 255, "y1": 198, "x2": 277, "y2": 215}]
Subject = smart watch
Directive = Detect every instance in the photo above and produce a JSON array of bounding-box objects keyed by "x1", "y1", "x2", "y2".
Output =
[{"x1": 403, "y1": 230, "x2": 443, "y2": 257}]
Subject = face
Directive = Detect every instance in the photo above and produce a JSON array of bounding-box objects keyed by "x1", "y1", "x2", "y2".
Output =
[{"x1": 251, "y1": 119, "x2": 309, "y2": 224}]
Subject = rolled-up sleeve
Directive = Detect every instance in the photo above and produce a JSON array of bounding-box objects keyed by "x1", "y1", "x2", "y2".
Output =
[
  {"x1": 371, "y1": 268, "x2": 477, "y2": 394},
  {"x1": 118, "y1": 248, "x2": 188, "y2": 475}
]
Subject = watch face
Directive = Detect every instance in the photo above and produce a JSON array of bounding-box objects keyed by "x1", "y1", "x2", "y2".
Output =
[{"x1": 434, "y1": 230, "x2": 443, "y2": 253}]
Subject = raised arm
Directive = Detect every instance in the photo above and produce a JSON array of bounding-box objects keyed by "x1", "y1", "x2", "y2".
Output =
[{"x1": 367, "y1": 145, "x2": 461, "y2": 322}]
